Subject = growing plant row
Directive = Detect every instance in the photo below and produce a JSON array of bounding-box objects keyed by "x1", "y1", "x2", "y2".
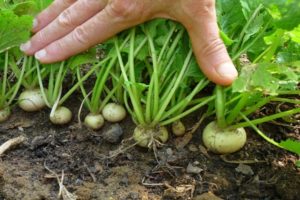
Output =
[{"x1": 0, "y1": 0, "x2": 300, "y2": 154}]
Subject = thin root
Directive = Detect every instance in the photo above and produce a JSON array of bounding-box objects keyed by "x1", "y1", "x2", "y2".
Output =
[
  {"x1": 0, "y1": 136, "x2": 27, "y2": 156},
  {"x1": 44, "y1": 162, "x2": 77, "y2": 200}
]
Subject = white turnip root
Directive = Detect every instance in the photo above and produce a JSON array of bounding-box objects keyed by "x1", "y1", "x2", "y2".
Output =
[
  {"x1": 133, "y1": 125, "x2": 169, "y2": 148},
  {"x1": 18, "y1": 89, "x2": 46, "y2": 112},
  {"x1": 102, "y1": 103, "x2": 126, "y2": 122},
  {"x1": 0, "y1": 107, "x2": 11, "y2": 123},
  {"x1": 50, "y1": 106, "x2": 72, "y2": 125},
  {"x1": 172, "y1": 120, "x2": 186, "y2": 136},
  {"x1": 202, "y1": 121, "x2": 247, "y2": 154},
  {"x1": 84, "y1": 113, "x2": 104, "y2": 130}
]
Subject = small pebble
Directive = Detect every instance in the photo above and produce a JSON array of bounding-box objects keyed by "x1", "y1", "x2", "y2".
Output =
[
  {"x1": 187, "y1": 162, "x2": 203, "y2": 174},
  {"x1": 166, "y1": 148, "x2": 173, "y2": 155},
  {"x1": 102, "y1": 124, "x2": 123, "y2": 143},
  {"x1": 193, "y1": 161, "x2": 200, "y2": 165},
  {"x1": 188, "y1": 144, "x2": 198, "y2": 152},
  {"x1": 235, "y1": 163, "x2": 254, "y2": 176},
  {"x1": 119, "y1": 174, "x2": 129, "y2": 186}
]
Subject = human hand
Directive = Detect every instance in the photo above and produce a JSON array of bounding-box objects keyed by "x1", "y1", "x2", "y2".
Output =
[{"x1": 20, "y1": 0, "x2": 238, "y2": 85}]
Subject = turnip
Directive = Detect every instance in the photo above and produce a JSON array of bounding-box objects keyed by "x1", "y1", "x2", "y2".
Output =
[
  {"x1": 113, "y1": 23, "x2": 212, "y2": 150},
  {"x1": 202, "y1": 82, "x2": 300, "y2": 154},
  {"x1": 133, "y1": 126, "x2": 169, "y2": 148},
  {"x1": 37, "y1": 58, "x2": 100, "y2": 125},
  {"x1": 76, "y1": 43, "x2": 129, "y2": 130},
  {"x1": 171, "y1": 120, "x2": 186, "y2": 136},
  {"x1": 49, "y1": 106, "x2": 72, "y2": 125},
  {"x1": 9, "y1": 56, "x2": 47, "y2": 112},
  {"x1": 18, "y1": 88, "x2": 46, "y2": 112},
  {"x1": 0, "y1": 52, "x2": 25, "y2": 123},
  {"x1": 102, "y1": 103, "x2": 126, "y2": 122},
  {"x1": 202, "y1": 121, "x2": 247, "y2": 154},
  {"x1": 84, "y1": 113, "x2": 104, "y2": 130},
  {"x1": 0, "y1": 108, "x2": 11, "y2": 123}
]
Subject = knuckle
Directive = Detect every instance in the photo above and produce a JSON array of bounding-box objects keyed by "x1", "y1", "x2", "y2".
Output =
[
  {"x1": 201, "y1": 0, "x2": 215, "y2": 12},
  {"x1": 181, "y1": 0, "x2": 215, "y2": 19},
  {"x1": 72, "y1": 27, "x2": 89, "y2": 45},
  {"x1": 201, "y1": 38, "x2": 226, "y2": 58},
  {"x1": 60, "y1": 0, "x2": 76, "y2": 6},
  {"x1": 83, "y1": 0, "x2": 102, "y2": 7},
  {"x1": 106, "y1": 0, "x2": 139, "y2": 19},
  {"x1": 57, "y1": 9, "x2": 73, "y2": 27},
  {"x1": 36, "y1": 31, "x2": 47, "y2": 44}
]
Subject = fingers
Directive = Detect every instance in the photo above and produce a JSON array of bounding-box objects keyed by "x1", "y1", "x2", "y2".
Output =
[
  {"x1": 21, "y1": 0, "x2": 107, "y2": 55},
  {"x1": 34, "y1": 0, "x2": 149, "y2": 63},
  {"x1": 176, "y1": 0, "x2": 238, "y2": 85},
  {"x1": 33, "y1": 0, "x2": 77, "y2": 32},
  {"x1": 188, "y1": 21, "x2": 238, "y2": 85}
]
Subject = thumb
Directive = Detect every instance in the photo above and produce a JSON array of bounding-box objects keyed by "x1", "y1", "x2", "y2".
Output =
[{"x1": 185, "y1": 13, "x2": 238, "y2": 85}]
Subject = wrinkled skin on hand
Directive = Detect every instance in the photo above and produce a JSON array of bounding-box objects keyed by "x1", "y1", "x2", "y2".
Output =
[{"x1": 20, "y1": 0, "x2": 238, "y2": 85}]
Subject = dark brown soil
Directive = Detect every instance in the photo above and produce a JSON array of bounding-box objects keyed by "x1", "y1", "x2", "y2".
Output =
[{"x1": 0, "y1": 99, "x2": 299, "y2": 200}]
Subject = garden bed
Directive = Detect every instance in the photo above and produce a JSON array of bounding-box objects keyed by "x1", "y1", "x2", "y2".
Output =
[{"x1": 0, "y1": 97, "x2": 299, "y2": 200}]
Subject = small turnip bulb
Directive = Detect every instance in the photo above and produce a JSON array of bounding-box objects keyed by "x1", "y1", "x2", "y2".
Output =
[
  {"x1": 50, "y1": 106, "x2": 72, "y2": 125},
  {"x1": 18, "y1": 89, "x2": 46, "y2": 112},
  {"x1": 133, "y1": 126, "x2": 169, "y2": 148},
  {"x1": 202, "y1": 121, "x2": 247, "y2": 154},
  {"x1": 102, "y1": 103, "x2": 126, "y2": 122},
  {"x1": 172, "y1": 120, "x2": 186, "y2": 136},
  {"x1": 84, "y1": 113, "x2": 104, "y2": 130},
  {"x1": 0, "y1": 107, "x2": 11, "y2": 123}
]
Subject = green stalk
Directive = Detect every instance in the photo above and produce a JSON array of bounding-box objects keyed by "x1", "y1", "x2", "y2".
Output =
[
  {"x1": 158, "y1": 24, "x2": 176, "y2": 63},
  {"x1": 76, "y1": 67, "x2": 92, "y2": 111},
  {"x1": 115, "y1": 38, "x2": 145, "y2": 125},
  {"x1": 52, "y1": 62, "x2": 66, "y2": 105},
  {"x1": 277, "y1": 91, "x2": 300, "y2": 95},
  {"x1": 59, "y1": 58, "x2": 110, "y2": 105},
  {"x1": 231, "y1": 107, "x2": 300, "y2": 129},
  {"x1": 232, "y1": 18, "x2": 272, "y2": 61},
  {"x1": 160, "y1": 96, "x2": 215, "y2": 126},
  {"x1": 240, "y1": 113, "x2": 282, "y2": 148},
  {"x1": 90, "y1": 60, "x2": 109, "y2": 112},
  {"x1": 161, "y1": 80, "x2": 209, "y2": 120},
  {"x1": 232, "y1": 4, "x2": 264, "y2": 55},
  {"x1": 7, "y1": 57, "x2": 26, "y2": 105},
  {"x1": 271, "y1": 97, "x2": 300, "y2": 104},
  {"x1": 36, "y1": 61, "x2": 51, "y2": 108},
  {"x1": 48, "y1": 65, "x2": 55, "y2": 104},
  {"x1": 152, "y1": 50, "x2": 193, "y2": 124},
  {"x1": 98, "y1": 84, "x2": 120, "y2": 112},
  {"x1": 123, "y1": 91, "x2": 135, "y2": 122},
  {"x1": 253, "y1": 29, "x2": 284, "y2": 63},
  {"x1": 145, "y1": 28, "x2": 159, "y2": 120},
  {"x1": 159, "y1": 73, "x2": 177, "y2": 104},
  {"x1": 1, "y1": 51, "x2": 9, "y2": 105},
  {"x1": 163, "y1": 29, "x2": 185, "y2": 67},
  {"x1": 239, "y1": 97, "x2": 271, "y2": 119},
  {"x1": 145, "y1": 77, "x2": 154, "y2": 123},
  {"x1": 9, "y1": 57, "x2": 30, "y2": 89},
  {"x1": 215, "y1": 85, "x2": 227, "y2": 128},
  {"x1": 226, "y1": 93, "x2": 249, "y2": 125}
]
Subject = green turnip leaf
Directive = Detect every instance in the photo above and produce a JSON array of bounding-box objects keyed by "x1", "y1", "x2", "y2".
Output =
[{"x1": 0, "y1": 9, "x2": 32, "y2": 53}]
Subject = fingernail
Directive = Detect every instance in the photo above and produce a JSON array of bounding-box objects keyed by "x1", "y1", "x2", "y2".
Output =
[
  {"x1": 35, "y1": 49, "x2": 47, "y2": 60},
  {"x1": 32, "y1": 19, "x2": 38, "y2": 29},
  {"x1": 20, "y1": 41, "x2": 31, "y2": 52},
  {"x1": 216, "y1": 62, "x2": 238, "y2": 80}
]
